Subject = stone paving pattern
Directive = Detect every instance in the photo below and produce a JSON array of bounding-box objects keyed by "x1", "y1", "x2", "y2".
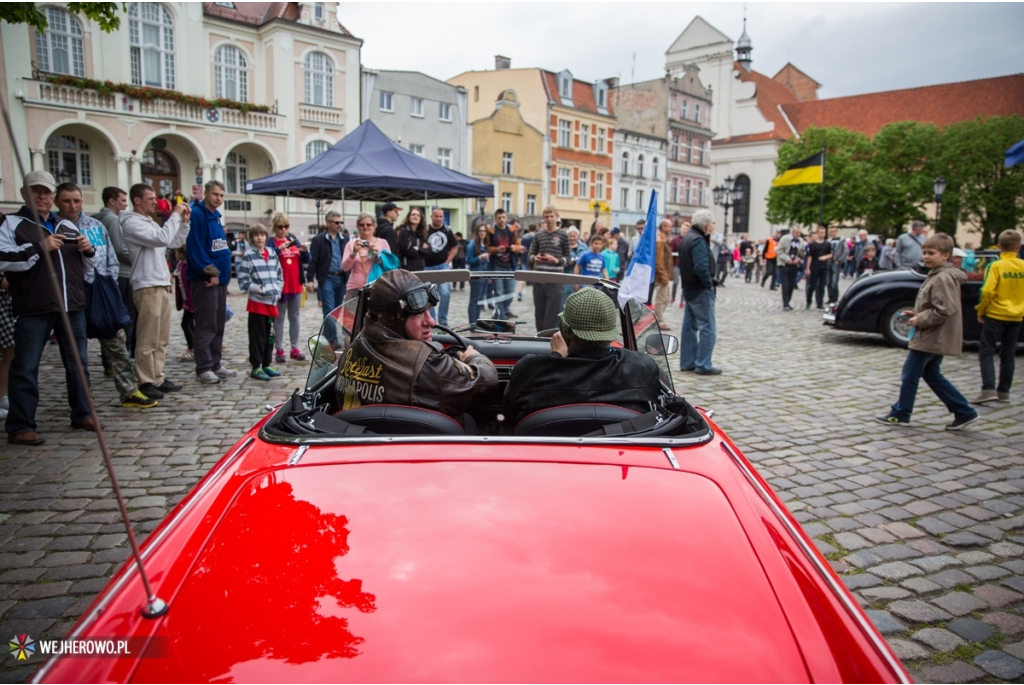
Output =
[{"x1": 1, "y1": 274, "x2": 1022, "y2": 682}]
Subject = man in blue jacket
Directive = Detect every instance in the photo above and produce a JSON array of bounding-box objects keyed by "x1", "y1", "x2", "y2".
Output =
[
  {"x1": 677, "y1": 209, "x2": 720, "y2": 375},
  {"x1": 186, "y1": 180, "x2": 236, "y2": 384}
]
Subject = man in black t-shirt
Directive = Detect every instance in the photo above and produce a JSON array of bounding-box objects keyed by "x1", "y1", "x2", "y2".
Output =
[
  {"x1": 422, "y1": 207, "x2": 458, "y2": 325},
  {"x1": 804, "y1": 225, "x2": 832, "y2": 310}
]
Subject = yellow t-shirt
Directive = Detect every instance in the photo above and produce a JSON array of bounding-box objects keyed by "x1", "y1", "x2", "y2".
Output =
[{"x1": 976, "y1": 251, "x2": 1024, "y2": 322}]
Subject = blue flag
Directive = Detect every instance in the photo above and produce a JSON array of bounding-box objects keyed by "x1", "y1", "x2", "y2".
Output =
[
  {"x1": 617, "y1": 190, "x2": 659, "y2": 310},
  {"x1": 1005, "y1": 138, "x2": 1024, "y2": 168}
]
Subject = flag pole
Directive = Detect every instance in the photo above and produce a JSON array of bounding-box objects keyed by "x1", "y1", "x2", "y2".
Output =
[{"x1": 819, "y1": 143, "x2": 826, "y2": 227}]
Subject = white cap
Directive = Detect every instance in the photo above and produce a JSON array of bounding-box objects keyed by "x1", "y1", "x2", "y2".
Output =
[
  {"x1": 952, "y1": 247, "x2": 967, "y2": 258},
  {"x1": 23, "y1": 170, "x2": 56, "y2": 192}
]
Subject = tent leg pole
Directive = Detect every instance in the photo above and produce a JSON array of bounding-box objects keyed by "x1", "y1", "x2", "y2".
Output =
[{"x1": 342, "y1": 188, "x2": 346, "y2": 232}]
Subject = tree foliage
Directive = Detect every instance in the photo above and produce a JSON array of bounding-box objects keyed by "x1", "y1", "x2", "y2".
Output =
[
  {"x1": 0, "y1": 2, "x2": 124, "y2": 33},
  {"x1": 766, "y1": 116, "x2": 1024, "y2": 244}
]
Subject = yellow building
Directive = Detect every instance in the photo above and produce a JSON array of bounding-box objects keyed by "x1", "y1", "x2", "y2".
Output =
[
  {"x1": 469, "y1": 90, "x2": 544, "y2": 223},
  {"x1": 450, "y1": 58, "x2": 616, "y2": 230}
]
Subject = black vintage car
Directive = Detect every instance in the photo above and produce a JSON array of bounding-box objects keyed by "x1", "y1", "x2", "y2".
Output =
[{"x1": 823, "y1": 250, "x2": 1024, "y2": 348}]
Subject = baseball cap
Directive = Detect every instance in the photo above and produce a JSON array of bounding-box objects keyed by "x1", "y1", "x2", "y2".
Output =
[
  {"x1": 23, "y1": 170, "x2": 56, "y2": 192},
  {"x1": 558, "y1": 288, "x2": 618, "y2": 342},
  {"x1": 609, "y1": 227, "x2": 621, "y2": 234},
  {"x1": 952, "y1": 247, "x2": 967, "y2": 258},
  {"x1": 381, "y1": 202, "x2": 401, "y2": 214}
]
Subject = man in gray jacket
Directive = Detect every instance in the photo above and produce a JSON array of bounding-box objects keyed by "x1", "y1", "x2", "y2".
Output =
[
  {"x1": 826, "y1": 225, "x2": 848, "y2": 304},
  {"x1": 120, "y1": 184, "x2": 189, "y2": 400},
  {"x1": 895, "y1": 221, "x2": 927, "y2": 269},
  {"x1": 93, "y1": 186, "x2": 135, "y2": 357}
]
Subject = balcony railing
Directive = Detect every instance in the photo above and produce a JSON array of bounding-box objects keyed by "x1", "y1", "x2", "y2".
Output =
[
  {"x1": 25, "y1": 79, "x2": 283, "y2": 133},
  {"x1": 299, "y1": 103, "x2": 344, "y2": 128}
]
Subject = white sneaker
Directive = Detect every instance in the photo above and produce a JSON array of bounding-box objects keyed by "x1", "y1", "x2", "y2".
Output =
[
  {"x1": 197, "y1": 370, "x2": 221, "y2": 384},
  {"x1": 214, "y1": 367, "x2": 237, "y2": 379}
]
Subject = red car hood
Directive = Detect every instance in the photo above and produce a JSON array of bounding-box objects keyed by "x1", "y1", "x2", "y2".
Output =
[{"x1": 131, "y1": 460, "x2": 807, "y2": 683}]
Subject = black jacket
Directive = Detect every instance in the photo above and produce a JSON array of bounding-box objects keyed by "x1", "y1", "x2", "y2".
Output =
[
  {"x1": 375, "y1": 220, "x2": 398, "y2": 255},
  {"x1": 0, "y1": 207, "x2": 95, "y2": 316},
  {"x1": 677, "y1": 225, "x2": 714, "y2": 294},
  {"x1": 396, "y1": 226, "x2": 430, "y2": 271},
  {"x1": 504, "y1": 346, "x2": 662, "y2": 424},
  {"x1": 306, "y1": 230, "x2": 349, "y2": 287}
]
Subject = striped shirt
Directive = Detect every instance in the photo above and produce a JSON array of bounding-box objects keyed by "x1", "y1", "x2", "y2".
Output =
[{"x1": 527, "y1": 227, "x2": 571, "y2": 273}]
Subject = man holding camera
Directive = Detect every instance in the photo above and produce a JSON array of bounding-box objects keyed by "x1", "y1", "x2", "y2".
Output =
[{"x1": 0, "y1": 170, "x2": 97, "y2": 445}]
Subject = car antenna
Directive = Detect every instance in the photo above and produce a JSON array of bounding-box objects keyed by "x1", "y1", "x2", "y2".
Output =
[{"x1": 0, "y1": 99, "x2": 168, "y2": 619}]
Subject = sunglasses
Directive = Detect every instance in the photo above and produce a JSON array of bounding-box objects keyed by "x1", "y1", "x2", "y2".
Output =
[{"x1": 278, "y1": 224, "x2": 290, "y2": 228}]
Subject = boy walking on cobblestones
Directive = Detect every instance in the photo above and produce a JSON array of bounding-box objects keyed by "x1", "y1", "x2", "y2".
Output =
[
  {"x1": 876, "y1": 233, "x2": 978, "y2": 430},
  {"x1": 971, "y1": 229, "x2": 1024, "y2": 404}
]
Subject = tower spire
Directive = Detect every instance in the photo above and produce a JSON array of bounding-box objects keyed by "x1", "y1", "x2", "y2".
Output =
[{"x1": 736, "y1": 7, "x2": 753, "y2": 71}]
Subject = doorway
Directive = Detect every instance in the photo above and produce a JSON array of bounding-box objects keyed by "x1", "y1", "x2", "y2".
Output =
[{"x1": 141, "y1": 148, "x2": 179, "y2": 198}]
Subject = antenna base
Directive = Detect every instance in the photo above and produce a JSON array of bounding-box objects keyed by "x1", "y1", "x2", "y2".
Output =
[{"x1": 142, "y1": 598, "x2": 169, "y2": 619}]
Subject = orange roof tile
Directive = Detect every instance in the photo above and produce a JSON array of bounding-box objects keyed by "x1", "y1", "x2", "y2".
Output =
[
  {"x1": 733, "y1": 62, "x2": 802, "y2": 141},
  {"x1": 541, "y1": 71, "x2": 615, "y2": 118},
  {"x1": 781, "y1": 73, "x2": 1024, "y2": 137}
]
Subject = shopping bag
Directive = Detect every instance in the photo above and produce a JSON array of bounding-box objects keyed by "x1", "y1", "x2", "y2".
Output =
[{"x1": 85, "y1": 275, "x2": 132, "y2": 339}]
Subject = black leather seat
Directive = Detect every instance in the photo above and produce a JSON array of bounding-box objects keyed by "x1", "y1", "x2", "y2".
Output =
[
  {"x1": 513, "y1": 403, "x2": 640, "y2": 437},
  {"x1": 333, "y1": 405, "x2": 466, "y2": 436}
]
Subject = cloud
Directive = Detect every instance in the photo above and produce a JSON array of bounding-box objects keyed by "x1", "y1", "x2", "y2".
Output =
[{"x1": 342, "y1": 2, "x2": 1023, "y2": 98}]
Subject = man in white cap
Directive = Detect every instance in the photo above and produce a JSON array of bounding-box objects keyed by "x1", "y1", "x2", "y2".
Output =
[{"x1": 0, "y1": 170, "x2": 98, "y2": 445}]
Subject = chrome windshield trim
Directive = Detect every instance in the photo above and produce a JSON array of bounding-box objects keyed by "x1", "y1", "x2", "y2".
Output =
[
  {"x1": 259, "y1": 429, "x2": 716, "y2": 448},
  {"x1": 718, "y1": 441, "x2": 910, "y2": 683},
  {"x1": 662, "y1": 447, "x2": 680, "y2": 469}
]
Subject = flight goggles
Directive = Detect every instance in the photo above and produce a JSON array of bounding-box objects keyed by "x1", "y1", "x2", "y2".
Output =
[{"x1": 369, "y1": 283, "x2": 439, "y2": 316}]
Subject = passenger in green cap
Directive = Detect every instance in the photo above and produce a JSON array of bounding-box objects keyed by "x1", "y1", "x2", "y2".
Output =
[{"x1": 504, "y1": 287, "x2": 663, "y2": 424}]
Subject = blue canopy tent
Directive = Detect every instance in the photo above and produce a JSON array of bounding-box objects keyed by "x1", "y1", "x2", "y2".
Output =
[{"x1": 245, "y1": 120, "x2": 493, "y2": 203}]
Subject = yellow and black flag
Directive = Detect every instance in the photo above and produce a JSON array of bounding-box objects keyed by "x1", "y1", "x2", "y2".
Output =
[{"x1": 772, "y1": 152, "x2": 824, "y2": 187}]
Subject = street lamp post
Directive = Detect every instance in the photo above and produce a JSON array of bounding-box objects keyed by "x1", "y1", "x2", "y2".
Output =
[
  {"x1": 933, "y1": 176, "x2": 947, "y2": 232},
  {"x1": 713, "y1": 175, "x2": 743, "y2": 233}
]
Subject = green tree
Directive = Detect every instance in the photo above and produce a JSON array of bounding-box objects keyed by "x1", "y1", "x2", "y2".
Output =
[
  {"x1": 765, "y1": 126, "x2": 873, "y2": 228},
  {"x1": 861, "y1": 121, "x2": 940, "y2": 239},
  {"x1": 0, "y1": 2, "x2": 124, "y2": 33},
  {"x1": 936, "y1": 116, "x2": 1024, "y2": 248}
]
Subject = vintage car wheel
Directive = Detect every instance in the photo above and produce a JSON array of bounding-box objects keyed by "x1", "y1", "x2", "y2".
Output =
[{"x1": 880, "y1": 302, "x2": 915, "y2": 348}]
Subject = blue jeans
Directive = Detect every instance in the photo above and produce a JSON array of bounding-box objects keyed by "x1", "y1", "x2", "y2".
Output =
[
  {"x1": 319, "y1": 274, "x2": 347, "y2": 344},
  {"x1": 468, "y1": 276, "x2": 489, "y2": 323},
  {"x1": 491, "y1": 268, "x2": 515, "y2": 318},
  {"x1": 6, "y1": 310, "x2": 91, "y2": 435},
  {"x1": 890, "y1": 349, "x2": 976, "y2": 421},
  {"x1": 424, "y1": 262, "x2": 451, "y2": 325},
  {"x1": 679, "y1": 289, "x2": 716, "y2": 372}
]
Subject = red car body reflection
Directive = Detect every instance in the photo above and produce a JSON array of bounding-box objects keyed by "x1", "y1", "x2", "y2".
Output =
[{"x1": 36, "y1": 415, "x2": 909, "y2": 683}]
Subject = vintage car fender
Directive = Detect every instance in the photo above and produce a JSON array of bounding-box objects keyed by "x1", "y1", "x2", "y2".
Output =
[{"x1": 832, "y1": 271, "x2": 923, "y2": 334}]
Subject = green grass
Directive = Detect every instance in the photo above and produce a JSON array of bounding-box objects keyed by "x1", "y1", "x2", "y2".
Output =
[{"x1": 954, "y1": 582, "x2": 973, "y2": 593}]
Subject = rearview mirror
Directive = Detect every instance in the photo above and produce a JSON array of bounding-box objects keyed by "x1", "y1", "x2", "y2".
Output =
[
  {"x1": 644, "y1": 332, "x2": 679, "y2": 356},
  {"x1": 474, "y1": 319, "x2": 517, "y2": 334}
]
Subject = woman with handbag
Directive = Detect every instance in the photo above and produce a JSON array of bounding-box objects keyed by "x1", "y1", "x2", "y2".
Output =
[
  {"x1": 342, "y1": 213, "x2": 392, "y2": 301},
  {"x1": 269, "y1": 212, "x2": 310, "y2": 363}
]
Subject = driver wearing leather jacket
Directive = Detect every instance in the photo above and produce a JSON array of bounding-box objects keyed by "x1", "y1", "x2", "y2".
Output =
[{"x1": 336, "y1": 269, "x2": 498, "y2": 421}]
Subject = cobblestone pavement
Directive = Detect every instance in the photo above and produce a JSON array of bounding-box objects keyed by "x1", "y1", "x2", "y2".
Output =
[{"x1": 2, "y1": 274, "x2": 1022, "y2": 683}]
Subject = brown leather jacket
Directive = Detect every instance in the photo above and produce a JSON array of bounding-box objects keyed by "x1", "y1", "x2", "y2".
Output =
[{"x1": 336, "y1": 320, "x2": 498, "y2": 419}]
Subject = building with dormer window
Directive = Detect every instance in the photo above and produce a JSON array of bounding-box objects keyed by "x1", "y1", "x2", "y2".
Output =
[
  {"x1": 1, "y1": 2, "x2": 361, "y2": 236},
  {"x1": 449, "y1": 57, "x2": 616, "y2": 231}
]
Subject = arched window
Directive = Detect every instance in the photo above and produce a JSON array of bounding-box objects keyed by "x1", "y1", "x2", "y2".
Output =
[
  {"x1": 306, "y1": 140, "x2": 329, "y2": 161},
  {"x1": 621, "y1": 151, "x2": 629, "y2": 176},
  {"x1": 214, "y1": 45, "x2": 248, "y2": 101},
  {"x1": 129, "y1": 3, "x2": 175, "y2": 89},
  {"x1": 46, "y1": 134, "x2": 91, "y2": 186},
  {"x1": 732, "y1": 174, "x2": 751, "y2": 234},
  {"x1": 304, "y1": 52, "x2": 333, "y2": 106},
  {"x1": 652, "y1": 157, "x2": 660, "y2": 181},
  {"x1": 225, "y1": 151, "x2": 247, "y2": 194},
  {"x1": 35, "y1": 7, "x2": 85, "y2": 76},
  {"x1": 637, "y1": 154, "x2": 645, "y2": 178}
]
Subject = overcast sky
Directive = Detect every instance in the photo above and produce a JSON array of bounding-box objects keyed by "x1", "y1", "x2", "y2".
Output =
[{"x1": 340, "y1": 2, "x2": 1024, "y2": 99}]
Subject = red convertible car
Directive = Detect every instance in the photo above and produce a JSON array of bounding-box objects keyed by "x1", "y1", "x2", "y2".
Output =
[{"x1": 36, "y1": 271, "x2": 908, "y2": 683}]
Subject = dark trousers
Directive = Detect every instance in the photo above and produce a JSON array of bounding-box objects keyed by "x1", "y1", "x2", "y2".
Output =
[
  {"x1": 827, "y1": 262, "x2": 843, "y2": 303},
  {"x1": 318, "y1": 274, "x2": 347, "y2": 345},
  {"x1": 5, "y1": 310, "x2": 91, "y2": 435},
  {"x1": 190, "y1": 282, "x2": 227, "y2": 374},
  {"x1": 119, "y1": 276, "x2": 136, "y2": 356},
  {"x1": 780, "y1": 265, "x2": 799, "y2": 307},
  {"x1": 979, "y1": 318, "x2": 1021, "y2": 392},
  {"x1": 181, "y1": 311, "x2": 195, "y2": 350},
  {"x1": 248, "y1": 313, "x2": 274, "y2": 370},
  {"x1": 891, "y1": 349, "x2": 975, "y2": 421},
  {"x1": 761, "y1": 260, "x2": 777, "y2": 288},
  {"x1": 533, "y1": 282, "x2": 563, "y2": 332},
  {"x1": 807, "y1": 268, "x2": 828, "y2": 307}
]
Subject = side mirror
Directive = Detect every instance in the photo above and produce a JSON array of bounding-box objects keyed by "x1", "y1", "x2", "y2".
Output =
[{"x1": 644, "y1": 332, "x2": 679, "y2": 356}]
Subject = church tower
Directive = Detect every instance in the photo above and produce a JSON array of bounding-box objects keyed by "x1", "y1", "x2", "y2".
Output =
[{"x1": 736, "y1": 17, "x2": 753, "y2": 71}]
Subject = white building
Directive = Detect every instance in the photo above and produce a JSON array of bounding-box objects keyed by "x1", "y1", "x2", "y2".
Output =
[
  {"x1": 1, "y1": 1, "x2": 362, "y2": 237},
  {"x1": 611, "y1": 129, "x2": 666, "y2": 233}
]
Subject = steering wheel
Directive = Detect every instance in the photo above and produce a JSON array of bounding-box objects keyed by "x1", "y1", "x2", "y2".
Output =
[{"x1": 433, "y1": 323, "x2": 470, "y2": 355}]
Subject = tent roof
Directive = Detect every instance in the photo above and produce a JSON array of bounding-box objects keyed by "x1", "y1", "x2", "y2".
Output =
[{"x1": 245, "y1": 120, "x2": 493, "y2": 201}]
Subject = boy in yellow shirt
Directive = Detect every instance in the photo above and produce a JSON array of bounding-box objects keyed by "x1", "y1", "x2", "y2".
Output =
[{"x1": 972, "y1": 229, "x2": 1024, "y2": 404}]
